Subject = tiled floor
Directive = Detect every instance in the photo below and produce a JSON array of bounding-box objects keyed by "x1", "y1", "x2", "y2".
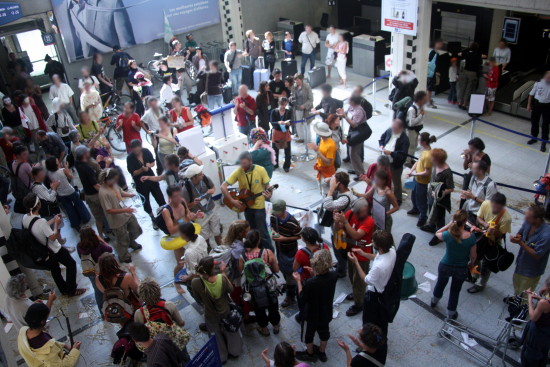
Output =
[{"x1": 1, "y1": 57, "x2": 545, "y2": 367}]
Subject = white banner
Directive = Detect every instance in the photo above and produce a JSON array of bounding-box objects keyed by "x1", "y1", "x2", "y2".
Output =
[{"x1": 381, "y1": 0, "x2": 418, "y2": 36}]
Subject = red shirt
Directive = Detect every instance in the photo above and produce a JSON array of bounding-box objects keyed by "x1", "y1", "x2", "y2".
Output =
[
  {"x1": 234, "y1": 95, "x2": 256, "y2": 127},
  {"x1": 0, "y1": 136, "x2": 19, "y2": 162},
  {"x1": 294, "y1": 243, "x2": 330, "y2": 281},
  {"x1": 169, "y1": 107, "x2": 192, "y2": 133},
  {"x1": 345, "y1": 210, "x2": 375, "y2": 262},
  {"x1": 117, "y1": 113, "x2": 141, "y2": 152},
  {"x1": 486, "y1": 66, "x2": 500, "y2": 89}
]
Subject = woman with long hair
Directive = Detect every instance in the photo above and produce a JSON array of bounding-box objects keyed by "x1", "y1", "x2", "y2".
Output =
[
  {"x1": 95, "y1": 253, "x2": 140, "y2": 314},
  {"x1": 191, "y1": 256, "x2": 243, "y2": 363},
  {"x1": 77, "y1": 227, "x2": 113, "y2": 313},
  {"x1": 256, "y1": 81, "x2": 276, "y2": 131},
  {"x1": 431, "y1": 210, "x2": 477, "y2": 320},
  {"x1": 156, "y1": 116, "x2": 178, "y2": 167},
  {"x1": 406, "y1": 132, "x2": 436, "y2": 227},
  {"x1": 192, "y1": 47, "x2": 209, "y2": 73},
  {"x1": 335, "y1": 33, "x2": 349, "y2": 88},
  {"x1": 262, "y1": 31, "x2": 276, "y2": 73},
  {"x1": 270, "y1": 97, "x2": 292, "y2": 172},
  {"x1": 261, "y1": 341, "x2": 311, "y2": 367},
  {"x1": 360, "y1": 169, "x2": 399, "y2": 232},
  {"x1": 238, "y1": 230, "x2": 280, "y2": 336},
  {"x1": 250, "y1": 127, "x2": 276, "y2": 178}
]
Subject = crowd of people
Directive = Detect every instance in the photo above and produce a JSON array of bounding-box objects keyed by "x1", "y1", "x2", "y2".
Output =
[{"x1": 0, "y1": 27, "x2": 549, "y2": 367}]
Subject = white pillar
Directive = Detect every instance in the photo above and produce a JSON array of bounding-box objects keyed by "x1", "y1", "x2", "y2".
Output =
[
  {"x1": 488, "y1": 9, "x2": 506, "y2": 51},
  {"x1": 218, "y1": 0, "x2": 244, "y2": 48}
]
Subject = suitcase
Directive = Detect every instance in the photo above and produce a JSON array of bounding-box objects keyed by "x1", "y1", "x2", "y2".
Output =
[
  {"x1": 222, "y1": 84, "x2": 233, "y2": 104},
  {"x1": 281, "y1": 59, "x2": 297, "y2": 79},
  {"x1": 253, "y1": 69, "x2": 270, "y2": 91},
  {"x1": 308, "y1": 66, "x2": 326, "y2": 88},
  {"x1": 241, "y1": 65, "x2": 253, "y2": 89}
]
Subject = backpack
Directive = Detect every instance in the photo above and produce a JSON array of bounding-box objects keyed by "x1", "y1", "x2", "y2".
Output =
[
  {"x1": 154, "y1": 204, "x2": 175, "y2": 235},
  {"x1": 31, "y1": 183, "x2": 61, "y2": 218},
  {"x1": 183, "y1": 175, "x2": 212, "y2": 202},
  {"x1": 10, "y1": 217, "x2": 51, "y2": 267},
  {"x1": 363, "y1": 99, "x2": 373, "y2": 120},
  {"x1": 468, "y1": 176, "x2": 494, "y2": 199},
  {"x1": 139, "y1": 301, "x2": 173, "y2": 325},
  {"x1": 242, "y1": 249, "x2": 276, "y2": 309},
  {"x1": 210, "y1": 245, "x2": 239, "y2": 282},
  {"x1": 405, "y1": 104, "x2": 418, "y2": 128},
  {"x1": 10, "y1": 163, "x2": 30, "y2": 201},
  {"x1": 100, "y1": 273, "x2": 135, "y2": 324},
  {"x1": 427, "y1": 50, "x2": 438, "y2": 78},
  {"x1": 118, "y1": 52, "x2": 130, "y2": 69},
  {"x1": 299, "y1": 243, "x2": 323, "y2": 260}
]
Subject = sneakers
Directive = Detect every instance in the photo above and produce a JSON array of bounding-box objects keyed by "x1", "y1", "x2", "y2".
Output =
[
  {"x1": 447, "y1": 311, "x2": 458, "y2": 320},
  {"x1": 313, "y1": 345, "x2": 328, "y2": 362},
  {"x1": 199, "y1": 322, "x2": 208, "y2": 332},
  {"x1": 346, "y1": 304, "x2": 362, "y2": 317},
  {"x1": 407, "y1": 209, "x2": 420, "y2": 216},
  {"x1": 527, "y1": 139, "x2": 537, "y2": 145},
  {"x1": 347, "y1": 170, "x2": 356, "y2": 175},
  {"x1": 430, "y1": 297, "x2": 439, "y2": 308},
  {"x1": 152, "y1": 218, "x2": 159, "y2": 230},
  {"x1": 296, "y1": 350, "x2": 318, "y2": 363},
  {"x1": 542, "y1": 143, "x2": 547, "y2": 153},
  {"x1": 416, "y1": 219, "x2": 426, "y2": 227},
  {"x1": 420, "y1": 224, "x2": 436, "y2": 233},
  {"x1": 345, "y1": 293, "x2": 354, "y2": 301},
  {"x1": 467, "y1": 285, "x2": 484, "y2": 294},
  {"x1": 428, "y1": 236, "x2": 442, "y2": 246},
  {"x1": 130, "y1": 242, "x2": 143, "y2": 250}
]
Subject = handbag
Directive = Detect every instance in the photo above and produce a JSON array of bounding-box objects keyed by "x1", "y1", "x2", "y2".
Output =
[
  {"x1": 139, "y1": 306, "x2": 191, "y2": 351},
  {"x1": 272, "y1": 129, "x2": 288, "y2": 149},
  {"x1": 221, "y1": 302, "x2": 243, "y2": 333},
  {"x1": 485, "y1": 238, "x2": 514, "y2": 273},
  {"x1": 347, "y1": 123, "x2": 372, "y2": 146},
  {"x1": 317, "y1": 195, "x2": 351, "y2": 227},
  {"x1": 200, "y1": 72, "x2": 210, "y2": 105}
]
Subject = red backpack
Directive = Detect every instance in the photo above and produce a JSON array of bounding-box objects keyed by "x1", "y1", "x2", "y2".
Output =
[{"x1": 139, "y1": 301, "x2": 173, "y2": 325}]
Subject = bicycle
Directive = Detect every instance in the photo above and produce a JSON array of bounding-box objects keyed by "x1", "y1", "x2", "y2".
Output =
[
  {"x1": 101, "y1": 87, "x2": 132, "y2": 115},
  {"x1": 102, "y1": 116, "x2": 127, "y2": 153},
  {"x1": 145, "y1": 52, "x2": 198, "y2": 82}
]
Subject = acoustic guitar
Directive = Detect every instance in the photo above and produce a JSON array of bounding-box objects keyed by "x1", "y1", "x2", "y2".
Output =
[
  {"x1": 333, "y1": 228, "x2": 372, "y2": 250},
  {"x1": 223, "y1": 184, "x2": 279, "y2": 213}
]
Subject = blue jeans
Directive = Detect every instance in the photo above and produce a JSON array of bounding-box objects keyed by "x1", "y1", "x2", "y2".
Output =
[
  {"x1": 433, "y1": 262, "x2": 468, "y2": 313},
  {"x1": 59, "y1": 191, "x2": 91, "y2": 229},
  {"x1": 448, "y1": 81, "x2": 457, "y2": 102},
  {"x1": 88, "y1": 274, "x2": 104, "y2": 314},
  {"x1": 412, "y1": 179, "x2": 428, "y2": 221},
  {"x1": 238, "y1": 123, "x2": 253, "y2": 138},
  {"x1": 244, "y1": 208, "x2": 273, "y2": 251},
  {"x1": 300, "y1": 52, "x2": 316, "y2": 74},
  {"x1": 207, "y1": 94, "x2": 223, "y2": 110},
  {"x1": 230, "y1": 68, "x2": 242, "y2": 95}
]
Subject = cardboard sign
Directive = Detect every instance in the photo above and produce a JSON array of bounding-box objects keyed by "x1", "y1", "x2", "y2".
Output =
[{"x1": 167, "y1": 56, "x2": 186, "y2": 69}]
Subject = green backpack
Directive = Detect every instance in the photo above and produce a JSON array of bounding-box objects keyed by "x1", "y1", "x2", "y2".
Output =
[{"x1": 242, "y1": 249, "x2": 275, "y2": 309}]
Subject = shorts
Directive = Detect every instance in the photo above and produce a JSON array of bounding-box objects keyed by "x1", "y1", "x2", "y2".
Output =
[
  {"x1": 197, "y1": 211, "x2": 221, "y2": 240},
  {"x1": 486, "y1": 88, "x2": 497, "y2": 102},
  {"x1": 325, "y1": 50, "x2": 336, "y2": 66},
  {"x1": 85, "y1": 193, "x2": 104, "y2": 221},
  {"x1": 304, "y1": 320, "x2": 330, "y2": 344},
  {"x1": 427, "y1": 77, "x2": 436, "y2": 92}
]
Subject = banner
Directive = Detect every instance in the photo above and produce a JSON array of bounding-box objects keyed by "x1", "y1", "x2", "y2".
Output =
[
  {"x1": 0, "y1": 2, "x2": 22, "y2": 26},
  {"x1": 381, "y1": 0, "x2": 418, "y2": 36},
  {"x1": 51, "y1": 0, "x2": 221, "y2": 62},
  {"x1": 187, "y1": 336, "x2": 222, "y2": 367}
]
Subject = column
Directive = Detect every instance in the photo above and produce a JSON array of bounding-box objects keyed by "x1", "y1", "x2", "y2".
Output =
[{"x1": 218, "y1": 0, "x2": 245, "y2": 48}]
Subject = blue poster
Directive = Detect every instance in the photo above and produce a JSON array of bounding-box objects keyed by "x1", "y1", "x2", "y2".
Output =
[
  {"x1": 50, "y1": 0, "x2": 221, "y2": 62},
  {"x1": 187, "y1": 336, "x2": 222, "y2": 367},
  {"x1": 0, "y1": 2, "x2": 22, "y2": 26}
]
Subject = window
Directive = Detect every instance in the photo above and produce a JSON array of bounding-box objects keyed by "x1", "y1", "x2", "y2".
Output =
[{"x1": 16, "y1": 29, "x2": 59, "y2": 77}]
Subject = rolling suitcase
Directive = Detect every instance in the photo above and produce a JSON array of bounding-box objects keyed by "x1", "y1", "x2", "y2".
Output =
[
  {"x1": 222, "y1": 84, "x2": 233, "y2": 104},
  {"x1": 281, "y1": 59, "x2": 297, "y2": 79},
  {"x1": 241, "y1": 65, "x2": 253, "y2": 89},
  {"x1": 307, "y1": 66, "x2": 326, "y2": 88},
  {"x1": 253, "y1": 57, "x2": 270, "y2": 91}
]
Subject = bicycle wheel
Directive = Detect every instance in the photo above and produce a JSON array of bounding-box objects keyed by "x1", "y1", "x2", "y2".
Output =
[
  {"x1": 185, "y1": 60, "x2": 197, "y2": 80},
  {"x1": 106, "y1": 125, "x2": 126, "y2": 152}
]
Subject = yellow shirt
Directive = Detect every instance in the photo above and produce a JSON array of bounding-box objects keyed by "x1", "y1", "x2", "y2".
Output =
[
  {"x1": 318, "y1": 138, "x2": 337, "y2": 167},
  {"x1": 226, "y1": 165, "x2": 270, "y2": 209},
  {"x1": 415, "y1": 149, "x2": 433, "y2": 185},
  {"x1": 477, "y1": 200, "x2": 512, "y2": 243}
]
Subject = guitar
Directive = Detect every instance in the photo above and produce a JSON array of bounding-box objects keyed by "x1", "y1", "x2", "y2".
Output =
[
  {"x1": 333, "y1": 228, "x2": 372, "y2": 250},
  {"x1": 223, "y1": 184, "x2": 279, "y2": 213}
]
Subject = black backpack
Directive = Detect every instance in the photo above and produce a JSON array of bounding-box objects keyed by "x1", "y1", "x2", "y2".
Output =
[
  {"x1": 10, "y1": 217, "x2": 51, "y2": 267},
  {"x1": 183, "y1": 175, "x2": 212, "y2": 202},
  {"x1": 10, "y1": 163, "x2": 30, "y2": 201},
  {"x1": 118, "y1": 52, "x2": 130, "y2": 69},
  {"x1": 31, "y1": 183, "x2": 61, "y2": 218},
  {"x1": 155, "y1": 205, "x2": 175, "y2": 235}
]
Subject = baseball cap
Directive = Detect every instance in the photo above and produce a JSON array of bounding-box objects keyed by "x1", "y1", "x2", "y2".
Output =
[
  {"x1": 272, "y1": 200, "x2": 286, "y2": 215},
  {"x1": 184, "y1": 164, "x2": 203, "y2": 178}
]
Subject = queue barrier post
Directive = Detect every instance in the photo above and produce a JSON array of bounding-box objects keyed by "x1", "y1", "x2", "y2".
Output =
[
  {"x1": 469, "y1": 118, "x2": 476, "y2": 140},
  {"x1": 372, "y1": 79, "x2": 381, "y2": 116},
  {"x1": 546, "y1": 151, "x2": 550, "y2": 176}
]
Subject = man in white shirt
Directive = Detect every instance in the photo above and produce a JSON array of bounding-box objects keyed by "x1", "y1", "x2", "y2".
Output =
[
  {"x1": 21, "y1": 193, "x2": 85, "y2": 296},
  {"x1": 461, "y1": 160, "x2": 498, "y2": 223},
  {"x1": 348, "y1": 230, "x2": 396, "y2": 334},
  {"x1": 48, "y1": 74, "x2": 78, "y2": 123},
  {"x1": 0, "y1": 202, "x2": 44, "y2": 300},
  {"x1": 77, "y1": 66, "x2": 100, "y2": 92},
  {"x1": 527, "y1": 71, "x2": 550, "y2": 152},
  {"x1": 492, "y1": 39, "x2": 511, "y2": 71},
  {"x1": 159, "y1": 75, "x2": 176, "y2": 107},
  {"x1": 298, "y1": 25, "x2": 320, "y2": 75},
  {"x1": 324, "y1": 25, "x2": 339, "y2": 78},
  {"x1": 405, "y1": 91, "x2": 428, "y2": 167}
]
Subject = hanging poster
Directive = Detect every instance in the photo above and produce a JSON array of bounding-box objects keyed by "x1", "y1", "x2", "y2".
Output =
[
  {"x1": 50, "y1": 0, "x2": 221, "y2": 62},
  {"x1": 381, "y1": 0, "x2": 418, "y2": 36},
  {"x1": 0, "y1": 2, "x2": 22, "y2": 26}
]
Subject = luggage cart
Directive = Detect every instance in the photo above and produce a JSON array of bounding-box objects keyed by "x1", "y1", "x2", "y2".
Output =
[{"x1": 438, "y1": 298, "x2": 528, "y2": 366}]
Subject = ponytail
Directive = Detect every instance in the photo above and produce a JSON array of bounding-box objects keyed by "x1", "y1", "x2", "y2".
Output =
[
  {"x1": 419, "y1": 132, "x2": 437, "y2": 145},
  {"x1": 223, "y1": 220, "x2": 249, "y2": 245},
  {"x1": 301, "y1": 227, "x2": 321, "y2": 245},
  {"x1": 449, "y1": 210, "x2": 468, "y2": 243},
  {"x1": 244, "y1": 230, "x2": 261, "y2": 249}
]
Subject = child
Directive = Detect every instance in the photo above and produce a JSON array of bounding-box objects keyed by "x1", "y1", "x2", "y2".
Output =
[
  {"x1": 405, "y1": 90, "x2": 428, "y2": 167},
  {"x1": 262, "y1": 342, "x2": 311, "y2": 367},
  {"x1": 484, "y1": 57, "x2": 500, "y2": 115},
  {"x1": 141, "y1": 153, "x2": 180, "y2": 188},
  {"x1": 448, "y1": 58, "x2": 458, "y2": 104}
]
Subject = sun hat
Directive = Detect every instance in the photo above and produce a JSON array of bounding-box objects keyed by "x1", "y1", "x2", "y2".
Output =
[
  {"x1": 184, "y1": 164, "x2": 204, "y2": 178},
  {"x1": 314, "y1": 121, "x2": 332, "y2": 137}
]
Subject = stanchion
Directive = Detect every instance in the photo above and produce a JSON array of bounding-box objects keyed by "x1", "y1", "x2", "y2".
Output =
[
  {"x1": 298, "y1": 119, "x2": 315, "y2": 162},
  {"x1": 372, "y1": 79, "x2": 381, "y2": 116},
  {"x1": 470, "y1": 118, "x2": 476, "y2": 140},
  {"x1": 545, "y1": 151, "x2": 550, "y2": 175}
]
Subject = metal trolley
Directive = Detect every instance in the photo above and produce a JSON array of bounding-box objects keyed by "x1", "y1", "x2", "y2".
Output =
[{"x1": 438, "y1": 297, "x2": 528, "y2": 366}]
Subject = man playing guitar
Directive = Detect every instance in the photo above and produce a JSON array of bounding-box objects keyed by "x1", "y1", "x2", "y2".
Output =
[
  {"x1": 221, "y1": 151, "x2": 273, "y2": 251},
  {"x1": 333, "y1": 198, "x2": 375, "y2": 317}
]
